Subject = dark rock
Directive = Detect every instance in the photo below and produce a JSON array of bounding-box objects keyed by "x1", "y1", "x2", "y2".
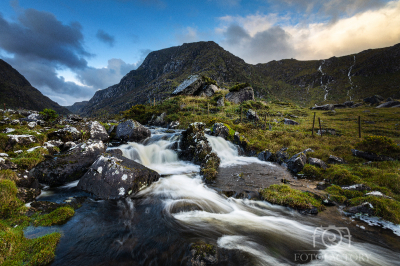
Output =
[
  {"x1": 0, "y1": 159, "x2": 18, "y2": 170},
  {"x1": 387, "y1": 97, "x2": 393, "y2": 101},
  {"x1": 346, "y1": 202, "x2": 374, "y2": 216},
  {"x1": 287, "y1": 152, "x2": 307, "y2": 173},
  {"x1": 317, "y1": 181, "x2": 329, "y2": 190},
  {"x1": 351, "y1": 103, "x2": 363, "y2": 108},
  {"x1": 29, "y1": 201, "x2": 61, "y2": 214},
  {"x1": 283, "y1": 118, "x2": 299, "y2": 125},
  {"x1": 48, "y1": 125, "x2": 82, "y2": 142},
  {"x1": 225, "y1": 87, "x2": 254, "y2": 104},
  {"x1": 150, "y1": 112, "x2": 167, "y2": 127},
  {"x1": 311, "y1": 104, "x2": 334, "y2": 110},
  {"x1": 61, "y1": 141, "x2": 77, "y2": 152},
  {"x1": 351, "y1": 149, "x2": 394, "y2": 161},
  {"x1": 202, "y1": 84, "x2": 220, "y2": 97},
  {"x1": 328, "y1": 155, "x2": 346, "y2": 164},
  {"x1": 344, "y1": 101, "x2": 354, "y2": 107},
  {"x1": 257, "y1": 150, "x2": 273, "y2": 162},
  {"x1": 107, "y1": 124, "x2": 115, "y2": 134},
  {"x1": 30, "y1": 140, "x2": 106, "y2": 186},
  {"x1": 376, "y1": 101, "x2": 400, "y2": 108},
  {"x1": 90, "y1": 121, "x2": 109, "y2": 141},
  {"x1": 115, "y1": 119, "x2": 151, "y2": 143},
  {"x1": 77, "y1": 149, "x2": 160, "y2": 199},
  {"x1": 308, "y1": 158, "x2": 327, "y2": 170},
  {"x1": 212, "y1": 123, "x2": 229, "y2": 139},
  {"x1": 274, "y1": 147, "x2": 289, "y2": 164},
  {"x1": 5, "y1": 135, "x2": 38, "y2": 151},
  {"x1": 363, "y1": 95, "x2": 384, "y2": 105},
  {"x1": 67, "y1": 114, "x2": 83, "y2": 121},
  {"x1": 246, "y1": 109, "x2": 259, "y2": 120},
  {"x1": 333, "y1": 104, "x2": 347, "y2": 108},
  {"x1": 17, "y1": 187, "x2": 41, "y2": 203},
  {"x1": 299, "y1": 207, "x2": 319, "y2": 215},
  {"x1": 216, "y1": 97, "x2": 224, "y2": 107}
]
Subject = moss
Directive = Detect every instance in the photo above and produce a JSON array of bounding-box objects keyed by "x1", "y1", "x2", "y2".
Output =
[
  {"x1": 325, "y1": 165, "x2": 360, "y2": 186},
  {"x1": 0, "y1": 170, "x2": 18, "y2": 182},
  {"x1": 33, "y1": 206, "x2": 75, "y2": 227},
  {"x1": 192, "y1": 241, "x2": 216, "y2": 259},
  {"x1": 355, "y1": 135, "x2": 400, "y2": 159},
  {"x1": 260, "y1": 184, "x2": 325, "y2": 211},
  {"x1": 0, "y1": 180, "x2": 25, "y2": 219},
  {"x1": 300, "y1": 164, "x2": 324, "y2": 180},
  {"x1": 11, "y1": 148, "x2": 48, "y2": 170},
  {"x1": 325, "y1": 185, "x2": 364, "y2": 204}
]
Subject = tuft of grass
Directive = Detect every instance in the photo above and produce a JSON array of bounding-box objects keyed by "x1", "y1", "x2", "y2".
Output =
[
  {"x1": 229, "y1": 82, "x2": 250, "y2": 92},
  {"x1": 355, "y1": 135, "x2": 400, "y2": 159},
  {"x1": 0, "y1": 180, "x2": 25, "y2": 219},
  {"x1": 33, "y1": 206, "x2": 75, "y2": 227},
  {"x1": 260, "y1": 184, "x2": 325, "y2": 211},
  {"x1": 300, "y1": 164, "x2": 324, "y2": 180},
  {"x1": 0, "y1": 170, "x2": 19, "y2": 182},
  {"x1": 11, "y1": 147, "x2": 49, "y2": 170}
]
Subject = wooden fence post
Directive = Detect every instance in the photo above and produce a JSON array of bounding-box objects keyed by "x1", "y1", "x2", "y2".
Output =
[
  {"x1": 312, "y1": 112, "x2": 316, "y2": 136},
  {"x1": 318, "y1": 117, "x2": 322, "y2": 137},
  {"x1": 358, "y1": 116, "x2": 361, "y2": 138}
]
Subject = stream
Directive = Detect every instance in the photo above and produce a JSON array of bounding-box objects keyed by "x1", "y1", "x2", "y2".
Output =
[{"x1": 25, "y1": 129, "x2": 400, "y2": 265}]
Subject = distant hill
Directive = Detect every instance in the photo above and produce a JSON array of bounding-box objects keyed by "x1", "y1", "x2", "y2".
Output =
[
  {"x1": 0, "y1": 59, "x2": 70, "y2": 115},
  {"x1": 74, "y1": 41, "x2": 400, "y2": 116},
  {"x1": 64, "y1": 101, "x2": 88, "y2": 114}
]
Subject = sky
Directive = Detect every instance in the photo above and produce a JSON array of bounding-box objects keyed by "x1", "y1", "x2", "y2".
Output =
[{"x1": 0, "y1": 0, "x2": 399, "y2": 106}]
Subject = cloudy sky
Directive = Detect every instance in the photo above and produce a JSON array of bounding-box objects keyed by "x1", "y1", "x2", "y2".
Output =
[{"x1": 0, "y1": 0, "x2": 399, "y2": 106}]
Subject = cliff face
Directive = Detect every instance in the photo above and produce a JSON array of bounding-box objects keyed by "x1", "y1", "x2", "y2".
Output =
[
  {"x1": 79, "y1": 41, "x2": 400, "y2": 116},
  {"x1": 0, "y1": 59, "x2": 70, "y2": 114}
]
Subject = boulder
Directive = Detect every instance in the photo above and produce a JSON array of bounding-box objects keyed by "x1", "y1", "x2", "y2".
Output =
[
  {"x1": 61, "y1": 141, "x2": 77, "y2": 152},
  {"x1": 274, "y1": 147, "x2": 289, "y2": 164},
  {"x1": 287, "y1": 152, "x2": 307, "y2": 173},
  {"x1": 6, "y1": 135, "x2": 38, "y2": 151},
  {"x1": 257, "y1": 150, "x2": 273, "y2": 162},
  {"x1": 90, "y1": 121, "x2": 109, "y2": 141},
  {"x1": 283, "y1": 118, "x2": 299, "y2": 125},
  {"x1": 167, "y1": 121, "x2": 180, "y2": 129},
  {"x1": 27, "y1": 113, "x2": 42, "y2": 121},
  {"x1": 345, "y1": 202, "x2": 374, "y2": 216},
  {"x1": 328, "y1": 155, "x2": 346, "y2": 164},
  {"x1": 77, "y1": 149, "x2": 160, "y2": 199},
  {"x1": 211, "y1": 123, "x2": 229, "y2": 139},
  {"x1": 202, "y1": 84, "x2": 220, "y2": 97},
  {"x1": 225, "y1": 87, "x2": 254, "y2": 104},
  {"x1": 115, "y1": 120, "x2": 151, "y2": 143},
  {"x1": 311, "y1": 104, "x2": 334, "y2": 111},
  {"x1": 376, "y1": 101, "x2": 400, "y2": 108},
  {"x1": 48, "y1": 125, "x2": 82, "y2": 142},
  {"x1": 217, "y1": 97, "x2": 224, "y2": 107},
  {"x1": 344, "y1": 101, "x2": 354, "y2": 107},
  {"x1": 246, "y1": 109, "x2": 259, "y2": 120},
  {"x1": 351, "y1": 149, "x2": 394, "y2": 161},
  {"x1": 150, "y1": 112, "x2": 167, "y2": 127},
  {"x1": 172, "y1": 75, "x2": 205, "y2": 95},
  {"x1": 30, "y1": 140, "x2": 106, "y2": 186},
  {"x1": 0, "y1": 159, "x2": 17, "y2": 170},
  {"x1": 27, "y1": 121, "x2": 37, "y2": 129},
  {"x1": 363, "y1": 95, "x2": 384, "y2": 105},
  {"x1": 308, "y1": 158, "x2": 327, "y2": 170}
]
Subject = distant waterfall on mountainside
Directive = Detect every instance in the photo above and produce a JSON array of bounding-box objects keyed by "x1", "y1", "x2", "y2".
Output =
[
  {"x1": 318, "y1": 60, "x2": 330, "y2": 101},
  {"x1": 347, "y1": 56, "x2": 356, "y2": 101}
]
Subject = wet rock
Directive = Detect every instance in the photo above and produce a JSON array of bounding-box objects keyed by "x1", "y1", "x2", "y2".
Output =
[
  {"x1": 346, "y1": 202, "x2": 374, "y2": 216},
  {"x1": 287, "y1": 152, "x2": 307, "y2": 173},
  {"x1": 216, "y1": 97, "x2": 224, "y2": 107},
  {"x1": 17, "y1": 187, "x2": 41, "y2": 203},
  {"x1": 30, "y1": 140, "x2": 106, "y2": 186},
  {"x1": 29, "y1": 201, "x2": 61, "y2": 214},
  {"x1": 167, "y1": 121, "x2": 180, "y2": 129},
  {"x1": 363, "y1": 95, "x2": 383, "y2": 105},
  {"x1": 257, "y1": 150, "x2": 273, "y2": 162},
  {"x1": 283, "y1": 118, "x2": 299, "y2": 125},
  {"x1": 211, "y1": 123, "x2": 229, "y2": 139},
  {"x1": 77, "y1": 149, "x2": 160, "y2": 199},
  {"x1": 90, "y1": 121, "x2": 109, "y2": 141},
  {"x1": 225, "y1": 87, "x2": 254, "y2": 104},
  {"x1": 189, "y1": 241, "x2": 217, "y2": 266},
  {"x1": 246, "y1": 109, "x2": 259, "y2": 121},
  {"x1": 6, "y1": 135, "x2": 38, "y2": 151},
  {"x1": 328, "y1": 155, "x2": 346, "y2": 164},
  {"x1": 299, "y1": 207, "x2": 319, "y2": 215},
  {"x1": 115, "y1": 119, "x2": 151, "y2": 143},
  {"x1": 308, "y1": 158, "x2": 327, "y2": 170},
  {"x1": 48, "y1": 125, "x2": 82, "y2": 142},
  {"x1": 311, "y1": 104, "x2": 334, "y2": 110},
  {"x1": 376, "y1": 101, "x2": 400, "y2": 108},
  {"x1": 351, "y1": 149, "x2": 394, "y2": 161}
]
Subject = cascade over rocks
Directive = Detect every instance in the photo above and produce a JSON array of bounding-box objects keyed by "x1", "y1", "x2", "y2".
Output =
[
  {"x1": 179, "y1": 122, "x2": 220, "y2": 182},
  {"x1": 115, "y1": 119, "x2": 151, "y2": 143},
  {"x1": 77, "y1": 149, "x2": 160, "y2": 199},
  {"x1": 225, "y1": 87, "x2": 254, "y2": 104},
  {"x1": 30, "y1": 140, "x2": 106, "y2": 187}
]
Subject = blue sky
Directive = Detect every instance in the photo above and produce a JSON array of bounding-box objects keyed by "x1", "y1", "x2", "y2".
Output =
[{"x1": 1, "y1": 0, "x2": 399, "y2": 105}]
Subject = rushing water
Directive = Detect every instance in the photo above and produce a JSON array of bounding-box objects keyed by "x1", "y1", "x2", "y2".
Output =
[{"x1": 30, "y1": 129, "x2": 400, "y2": 265}]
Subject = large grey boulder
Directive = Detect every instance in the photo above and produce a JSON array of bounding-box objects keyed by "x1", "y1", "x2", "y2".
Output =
[
  {"x1": 48, "y1": 125, "x2": 82, "y2": 142},
  {"x1": 287, "y1": 152, "x2": 307, "y2": 173},
  {"x1": 172, "y1": 75, "x2": 205, "y2": 95},
  {"x1": 225, "y1": 87, "x2": 254, "y2": 104},
  {"x1": 90, "y1": 121, "x2": 109, "y2": 141},
  {"x1": 115, "y1": 120, "x2": 150, "y2": 143},
  {"x1": 150, "y1": 112, "x2": 167, "y2": 127},
  {"x1": 202, "y1": 84, "x2": 220, "y2": 97},
  {"x1": 211, "y1": 123, "x2": 229, "y2": 139},
  {"x1": 30, "y1": 140, "x2": 106, "y2": 186},
  {"x1": 77, "y1": 149, "x2": 160, "y2": 199},
  {"x1": 376, "y1": 101, "x2": 400, "y2": 108}
]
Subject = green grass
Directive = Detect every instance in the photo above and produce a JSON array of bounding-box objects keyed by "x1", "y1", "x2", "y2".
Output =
[
  {"x1": 260, "y1": 184, "x2": 325, "y2": 211},
  {"x1": 33, "y1": 206, "x2": 75, "y2": 227}
]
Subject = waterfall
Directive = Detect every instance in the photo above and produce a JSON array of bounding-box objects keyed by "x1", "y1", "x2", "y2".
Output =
[
  {"x1": 347, "y1": 55, "x2": 356, "y2": 101},
  {"x1": 318, "y1": 60, "x2": 330, "y2": 101}
]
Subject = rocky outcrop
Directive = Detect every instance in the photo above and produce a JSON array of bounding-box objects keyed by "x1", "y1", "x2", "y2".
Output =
[
  {"x1": 211, "y1": 123, "x2": 229, "y2": 139},
  {"x1": 216, "y1": 97, "x2": 224, "y2": 107},
  {"x1": 201, "y1": 84, "x2": 220, "y2": 97},
  {"x1": 5, "y1": 135, "x2": 38, "y2": 151},
  {"x1": 287, "y1": 152, "x2": 307, "y2": 173},
  {"x1": 351, "y1": 149, "x2": 394, "y2": 161},
  {"x1": 89, "y1": 121, "x2": 109, "y2": 141},
  {"x1": 179, "y1": 122, "x2": 220, "y2": 182},
  {"x1": 172, "y1": 75, "x2": 204, "y2": 95},
  {"x1": 149, "y1": 112, "x2": 167, "y2": 127},
  {"x1": 77, "y1": 149, "x2": 160, "y2": 199},
  {"x1": 308, "y1": 158, "x2": 327, "y2": 170},
  {"x1": 48, "y1": 125, "x2": 82, "y2": 142},
  {"x1": 376, "y1": 101, "x2": 400, "y2": 108},
  {"x1": 30, "y1": 140, "x2": 106, "y2": 186},
  {"x1": 225, "y1": 87, "x2": 254, "y2": 104},
  {"x1": 115, "y1": 119, "x2": 151, "y2": 143},
  {"x1": 311, "y1": 104, "x2": 334, "y2": 110},
  {"x1": 246, "y1": 109, "x2": 259, "y2": 121},
  {"x1": 363, "y1": 95, "x2": 384, "y2": 105}
]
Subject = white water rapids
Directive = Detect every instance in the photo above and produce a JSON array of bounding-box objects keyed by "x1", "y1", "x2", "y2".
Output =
[{"x1": 109, "y1": 131, "x2": 400, "y2": 265}]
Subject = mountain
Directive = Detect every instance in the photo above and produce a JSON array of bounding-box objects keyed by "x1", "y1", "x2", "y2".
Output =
[
  {"x1": 79, "y1": 41, "x2": 400, "y2": 116},
  {"x1": 0, "y1": 59, "x2": 70, "y2": 115},
  {"x1": 64, "y1": 101, "x2": 88, "y2": 114}
]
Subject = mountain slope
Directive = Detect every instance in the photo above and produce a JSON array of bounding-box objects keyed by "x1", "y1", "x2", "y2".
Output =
[
  {"x1": 0, "y1": 59, "x2": 70, "y2": 114},
  {"x1": 64, "y1": 101, "x2": 88, "y2": 114},
  {"x1": 80, "y1": 41, "x2": 400, "y2": 116}
]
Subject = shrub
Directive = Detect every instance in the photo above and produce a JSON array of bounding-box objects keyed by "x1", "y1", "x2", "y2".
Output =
[
  {"x1": 229, "y1": 82, "x2": 250, "y2": 92},
  {"x1": 202, "y1": 75, "x2": 217, "y2": 86},
  {"x1": 39, "y1": 108, "x2": 58, "y2": 121},
  {"x1": 356, "y1": 135, "x2": 400, "y2": 158},
  {"x1": 300, "y1": 165, "x2": 324, "y2": 180}
]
